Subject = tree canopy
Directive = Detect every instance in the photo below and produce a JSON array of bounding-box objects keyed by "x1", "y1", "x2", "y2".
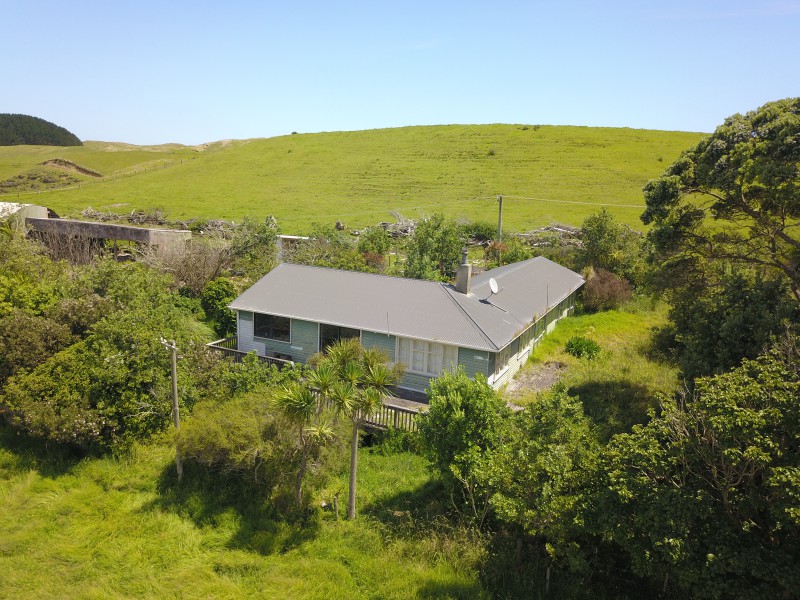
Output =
[
  {"x1": 0, "y1": 114, "x2": 82, "y2": 146},
  {"x1": 642, "y1": 98, "x2": 800, "y2": 299}
]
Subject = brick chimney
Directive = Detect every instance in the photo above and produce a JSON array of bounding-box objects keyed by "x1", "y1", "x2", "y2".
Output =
[{"x1": 455, "y1": 246, "x2": 472, "y2": 294}]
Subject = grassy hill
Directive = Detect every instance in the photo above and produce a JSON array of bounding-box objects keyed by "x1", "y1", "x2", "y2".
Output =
[{"x1": 0, "y1": 125, "x2": 705, "y2": 232}]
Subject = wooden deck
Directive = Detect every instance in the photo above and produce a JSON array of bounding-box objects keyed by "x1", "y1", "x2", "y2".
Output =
[{"x1": 206, "y1": 337, "x2": 425, "y2": 432}]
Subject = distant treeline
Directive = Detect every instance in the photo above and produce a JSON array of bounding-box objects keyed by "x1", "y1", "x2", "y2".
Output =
[{"x1": 0, "y1": 114, "x2": 82, "y2": 146}]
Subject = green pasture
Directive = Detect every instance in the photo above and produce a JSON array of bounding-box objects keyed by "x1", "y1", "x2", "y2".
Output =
[{"x1": 0, "y1": 125, "x2": 705, "y2": 232}]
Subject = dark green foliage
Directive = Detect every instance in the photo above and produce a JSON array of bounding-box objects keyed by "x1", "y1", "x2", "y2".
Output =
[
  {"x1": 228, "y1": 216, "x2": 279, "y2": 280},
  {"x1": 0, "y1": 309, "x2": 75, "y2": 384},
  {"x1": 581, "y1": 268, "x2": 632, "y2": 311},
  {"x1": 564, "y1": 336, "x2": 601, "y2": 359},
  {"x1": 201, "y1": 277, "x2": 238, "y2": 337},
  {"x1": 285, "y1": 222, "x2": 371, "y2": 272},
  {"x1": 642, "y1": 98, "x2": 800, "y2": 300},
  {"x1": 600, "y1": 334, "x2": 800, "y2": 598},
  {"x1": 418, "y1": 369, "x2": 511, "y2": 526},
  {"x1": 577, "y1": 209, "x2": 647, "y2": 286},
  {"x1": 403, "y1": 213, "x2": 467, "y2": 281},
  {"x1": 668, "y1": 271, "x2": 798, "y2": 380},
  {"x1": 0, "y1": 114, "x2": 82, "y2": 146},
  {"x1": 484, "y1": 236, "x2": 534, "y2": 268},
  {"x1": 490, "y1": 389, "x2": 599, "y2": 570},
  {"x1": 460, "y1": 221, "x2": 497, "y2": 243}
]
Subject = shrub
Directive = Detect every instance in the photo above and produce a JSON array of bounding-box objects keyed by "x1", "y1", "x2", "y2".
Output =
[
  {"x1": 582, "y1": 268, "x2": 632, "y2": 311},
  {"x1": 201, "y1": 277, "x2": 238, "y2": 337},
  {"x1": 565, "y1": 336, "x2": 601, "y2": 359}
]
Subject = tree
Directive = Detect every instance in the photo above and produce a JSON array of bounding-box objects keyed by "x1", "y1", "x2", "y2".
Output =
[
  {"x1": 490, "y1": 389, "x2": 599, "y2": 571},
  {"x1": 0, "y1": 309, "x2": 75, "y2": 384},
  {"x1": 274, "y1": 381, "x2": 336, "y2": 505},
  {"x1": 642, "y1": 98, "x2": 800, "y2": 300},
  {"x1": 309, "y1": 338, "x2": 403, "y2": 519},
  {"x1": 666, "y1": 270, "x2": 798, "y2": 380},
  {"x1": 285, "y1": 223, "x2": 370, "y2": 273},
  {"x1": 600, "y1": 332, "x2": 800, "y2": 598},
  {"x1": 418, "y1": 368, "x2": 511, "y2": 527},
  {"x1": 577, "y1": 209, "x2": 646, "y2": 287},
  {"x1": 403, "y1": 214, "x2": 466, "y2": 281},
  {"x1": 201, "y1": 277, "x2": 238, "y2": 337}
]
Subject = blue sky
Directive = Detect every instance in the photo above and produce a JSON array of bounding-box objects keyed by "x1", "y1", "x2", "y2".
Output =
[{"x1": 5, "y1": 0, "x2": 799, "y2": 145}]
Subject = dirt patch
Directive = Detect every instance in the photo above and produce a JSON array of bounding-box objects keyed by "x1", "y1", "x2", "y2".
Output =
[
  {"x1": 40, "y1": 159, "x2": 102, "y2": 177},
  {"x1": 504, "y1": 361, "x2": 567, "y2": 399}
]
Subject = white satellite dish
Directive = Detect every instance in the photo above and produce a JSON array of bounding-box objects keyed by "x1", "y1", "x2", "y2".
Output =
[{"x1": 489, "y1": 278, "x2": 499, "y2": 295}]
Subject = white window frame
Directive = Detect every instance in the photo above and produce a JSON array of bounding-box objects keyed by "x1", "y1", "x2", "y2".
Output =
[{"x1": 395, "y1": 337, "x2": 458, "y2": 377}]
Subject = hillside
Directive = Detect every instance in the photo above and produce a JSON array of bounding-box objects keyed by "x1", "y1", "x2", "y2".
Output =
[
  {"x1": 0, "y1": 114, "x2": 82, "y2": 146},
  {"x1": 0, "y1": 125, "x2": 705, "y2": 231}
]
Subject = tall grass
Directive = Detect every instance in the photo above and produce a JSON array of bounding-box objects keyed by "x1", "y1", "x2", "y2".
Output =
[
  {"x1": 518, "y1": 300, "x2": 678, "y2": 440},
  {"x1": 0, "y1": 427, "x2": 488, "y2": 599}
]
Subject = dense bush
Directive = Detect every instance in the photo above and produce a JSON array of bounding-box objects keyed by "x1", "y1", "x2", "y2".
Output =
[
  {"x1": 565, "y1": 336, "x2": 601, "y2": 359},
  {"x1": 418, "y1": 368, "x2": 511, "y2": 526},
  {"x1": 600, "y1": 334, "x2": 800, "y2": 598},
  {"x1": 578, "y1": 209, "x2": 647, "y2": 286},
  {"x1": 201, "y1": 277, "x2": 238, "y2": 337},
  {"x1": 581, "y1": 268, "x2": 632, "y2": 311},
  {"x1": 0, "y1": 114, "x2": 82, "y2": 146}
]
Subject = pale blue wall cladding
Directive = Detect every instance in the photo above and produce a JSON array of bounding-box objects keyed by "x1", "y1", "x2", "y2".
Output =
[
  {"x1": 489, "y1": 291, "x2": 577, "y2": 389},
  {"x1": 399, "y1": 371, "x2": 434, "y2": 392},
  {"x1": 237, "y1": 311, "x2": 318, "y2": 363},
  {"x1": 288, "y1": 319, "x2": 319, "y2": 363},
  {"x1": 361, "y1": 330, "x2": 396, "y2": 361},
  {"x1": 459, "y1": 347, "x2": 490, "y2": 379}
]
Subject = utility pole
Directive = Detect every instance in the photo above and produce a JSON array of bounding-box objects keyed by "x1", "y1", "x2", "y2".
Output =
[
  {"x1": 160, "y1": 338, "x2": 183, "y2": 481},
  {"x1": 496, "y1": 195, "x2": 503, "y2": 243}
]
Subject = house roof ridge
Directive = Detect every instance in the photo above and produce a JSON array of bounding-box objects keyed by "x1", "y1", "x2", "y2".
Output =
[
  {"x1": 439, "y1": 284, "x2": 500, "y2": 351},
  {"x1": 278, "y1": 261, "x2": 449, "y2": 288}
]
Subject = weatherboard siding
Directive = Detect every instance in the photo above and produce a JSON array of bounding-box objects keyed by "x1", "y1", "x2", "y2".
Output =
[
  {"x1": 488, "y1": 292, "x2": 577, "y2": 389},
  {"x1": 459, "y1": 347, "x2": 490, "y2": 379},
  {"x1": 237, "y1": 311, "x2": 318, "y2": 363},
  {"x1": 398, "y1": 371, "x2": 435, "y2": 392},
  {"x1": 362, "y1": 330, "x2": 396, "y2": 361}
]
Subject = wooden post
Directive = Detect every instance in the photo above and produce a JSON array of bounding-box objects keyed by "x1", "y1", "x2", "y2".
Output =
[{"x1": 161, "y1": 338, "x2": 183, "y2": 481}]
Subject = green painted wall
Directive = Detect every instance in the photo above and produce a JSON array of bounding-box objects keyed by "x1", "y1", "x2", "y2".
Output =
[
  {"x1": 458, "y1": 347, "x2": 490, "y2": 379},
  {"x1": 362, "y1": 330, "x2": 396, "y2": 361}
]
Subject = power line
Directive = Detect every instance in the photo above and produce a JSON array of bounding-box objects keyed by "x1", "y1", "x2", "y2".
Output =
[{"x1": 498, "y1": 194, "x2": 643, "y2": 209}]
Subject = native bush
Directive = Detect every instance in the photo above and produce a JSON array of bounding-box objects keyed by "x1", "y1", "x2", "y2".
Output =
[
  {"x1": 201, "y1": 277, "x2": 238, "y2": 337},
  {"x1": 600, "y1": 332, "x2": 800, "y2": 598},
  {"x1": 418, "y1": 368, "x2": 511, "y2": 527}
]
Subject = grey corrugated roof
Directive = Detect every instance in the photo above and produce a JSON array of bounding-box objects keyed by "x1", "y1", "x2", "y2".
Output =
[{"x1": 230, "y1": 257, "x2": 584, "y2": 352}]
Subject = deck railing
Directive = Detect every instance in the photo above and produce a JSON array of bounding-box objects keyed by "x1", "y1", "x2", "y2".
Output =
[
  {"x1": 206, "y1": 337, "x2": 424, "y2": 432},
  {"x1": 363, "y1": 401, "x2": 423, "y2": 433},
  {"x1": 206, "y1": 337, "x2": 295, "y2": 369}
]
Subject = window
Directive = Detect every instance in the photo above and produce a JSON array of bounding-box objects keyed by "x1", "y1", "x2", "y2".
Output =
[
  {"x1": 494, "y1": 345, "x2": 512, "y2": 376},
  {"x1": 253, "y1": 313, "x2": 290, "y2": 342},
  {"x1": 319, "y1": 323, "x2": 360, "y2": 351},
  {"x1": 397, "y1": 338, "x2": 458, "y2": 376}
]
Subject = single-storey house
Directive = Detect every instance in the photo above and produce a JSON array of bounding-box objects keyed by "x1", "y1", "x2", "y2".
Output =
[{"x1": 228, "y1": 253, "x2": 584, "y2": 393}]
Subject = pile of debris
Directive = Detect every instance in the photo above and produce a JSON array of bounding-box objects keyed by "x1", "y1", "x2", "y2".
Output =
[{"x1": 80, "y1": 208, "x2": 232, "y2": 234}]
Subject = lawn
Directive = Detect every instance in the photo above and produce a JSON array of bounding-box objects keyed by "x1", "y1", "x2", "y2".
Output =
[{"x1": 0, "y1": 125, "x2": 705, "y2": 232}]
